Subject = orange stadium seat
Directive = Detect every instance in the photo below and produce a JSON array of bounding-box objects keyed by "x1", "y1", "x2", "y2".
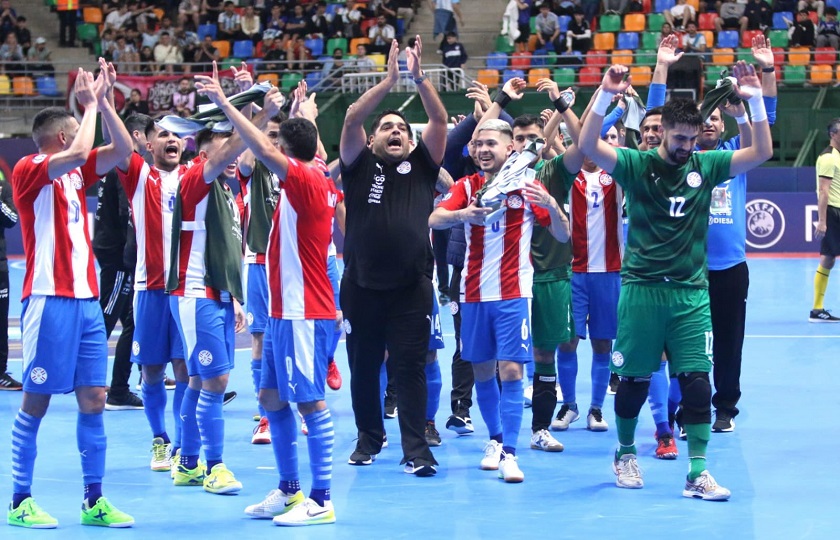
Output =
[
  {"x1": 810, "y1": 65, "x2": 834, "y2": 84},
  {"x1": 212, "y1": 40, "x2": 230, "y2": 58},
  {"x1": 711, "y1": 48, "x2": 734, "y2": 65},
  {"x1": 527, "y1": 34, "x2": 540, "y2": 52},
  {"x1": 701, "y1": 30, "x2": 714, "y2": 48},
  {"x1": 624, "y1": 14, "x2": 646, "y2": 32},
  {"x1": 629, "y1": 65, "x2": 652, "y2": 86},
  {"x1": 593, "y1": 32, "x2": 615, "y2": 51},
  {"x1": 527, "y1": 68, "x2": 551, "y2": 86},
  {"x1": 349, "y1": 37, "x2": 371, "y2": 52},
  {"x1": 12, "y1": 76, "x2": 37, "y2": 96},
  {"x1": 82, "y1": 7, "x2": 103, "y2": 24},
  {"x1": 257, "y1": 73, "x2": 279, "y2": 85},
  {"x1": 787, "y1": 46, "x2": 811, "y2": 65},
  {"x1": 837, "y1": 64, "x2": 840, "y2": 82},
  {"x1": 686, "y1": 0, "x2": 700, "y2": 11},
  {"x1": 476, "y1": 68, "x2": 500, "y2": 88},
  {"x1": 611, "y1": 49, "x2": 633, "y2": 66}
]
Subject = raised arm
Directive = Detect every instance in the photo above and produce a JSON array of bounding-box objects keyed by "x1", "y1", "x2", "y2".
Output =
[
  {"x1": 340, "y1": 40, "x2": 400, "y2": 165},
  {"x1": 535, "y1": 78, "x2": 584, "y2": 172},
  {"x1": 407, "y1": 36, "x2": 447, "y2": 164},
  {"x1": 579, "y1": 65, "x2": 632, "y2": 174},
  {"x1": 727, "y1": 62, "x2": 773, "y2": 177},
  {"x1": 94, "y1": 59, "x2": 134, "y2": 176},
  {"x1": 46, "y1": 69, "x2": 99, "y2": 180},
  {"x1": 472, "y1": 77, "x2": 526, "y2": 140}
]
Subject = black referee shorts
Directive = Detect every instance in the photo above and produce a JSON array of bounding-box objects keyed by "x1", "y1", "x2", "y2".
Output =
[{"x1": 820, "y1": 206, "x2": 840, "y2": 257}]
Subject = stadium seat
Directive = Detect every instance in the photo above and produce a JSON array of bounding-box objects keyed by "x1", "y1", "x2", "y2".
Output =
[
  {"x1": 593, "y1": 32, "x2": 615, "y2": 50},
  {"x1": 305, "y1": 37, "x2": 324, "y2": 58},
  {"x1": 830, "y1": 0, "x2": 840, "y2": 10},
  {"x1": 617, "y1": 32, "x2": 639, "y2": 50},
  {"x1": 76, "y1": 24, "x2": 98, "y2": 45},
  {"x1": 624, "y1": 14, "x2": 646, "y2": 32},
  {"x1": 511, "y1": 51, "x2": 532, "y2": 69},
  {"x1": 281, "y1": 72, "x2": 304, "y2": 92},
  {"x1": 586, "y1": 50, "x2": 608, "y2": 67},
  {"x1": 767, "y1": 29, "x2": 788, "y2": 48},
  {"x1": 197, "y1": 24, "x2": 217, "y2": 41},
  {"x1": 545, "y1": 51, "x2": 558, "y2": 65},
  {"x1": 82, "y1": 7, "x2": 103, "y2": 24},
  {"x1": 325, "y1": 3, "x2": 340, "y2": 16},
  {"x1": 815, "y1": 47, "x2": 836, "y2": 64},
  {"x1": 655, "y1": 0, "x2": 675, "y2": 11},
  {"x1": 35, "y1": 76, "x2": 62, "y2": 97},
  {"x1": 579, "y1": 67, "x2": 601, "y2": 86},
  {"x1": 599, "y1": 14, "x2": 621, "y2": 33},
  {"x1": 530, "y1": 16, "x2": 537, "y2": 34},
  {"x1": 701, "y1": 30, "x2": 714, "y2": 48},
  {"x1": 698, "y1": 12, "x2": 716, "y2": 31},
  {"x1": 349, "y1": 37, "x2": 371, "y2": 53},
  {"x1": 772, "y1": 12, "x2": 792, "y2": 30},
  {"x1": 772, "y1": 47, "x2": 785, "y2": 69},
  {"x1": 686, "y1": 0, "x2": 699, "y2": 11},
  {"x1": 360, "y1": 18, "x2": 376, "y2": 35},
  {"x1": 232, "y1": 40, "x2": 254, "y2": 59},
  {"x1": 787, "y1": 46, "x2": 810, "y2": 65},
  {"x1": 527, "y1": 68, "x2": 551, "y2": 87},
  {"x1": 717, "y1": 30, "x2": 739, "y2": 48},
  {"x1": 502, "y1": 69, "x2": 526, "y2": 83},
  {"x1": 305, "y1": 71, "x2": 324, "y2": 89},
  {"x1": 395, "y1": 17, "x2": 405, "y2": 37},
  {"x1": 558, "y1": 15, "x2": 571, "y2": 33},
  {"x1": 783, "y1": 65, "x2": 806, "y2": 85},
  {"x1": 647, "y1": 13, "x2": 665, "y2": 32},
  {"x1": 640, "y1": 31, "x2": 658, "y2": 50},
  {"x1": 711, "y1": 48, "x2": 734, "y2": 65},
  {"x1": 808, "y1": 11, "x2": 818, "y2": 24},
  {"x1": 527, "y1": 34, "x2": 540, "y2": 52},
  {"x1": 326, "y1": 37, "x2": 348, "y2": 54},
  {"x1": 741, "y1": 30, "x2": 763, "y2": 49},
  {"x1": 212, "y1": 40, "x2": 230, "y2": 58},
  {"x1": 837, "y1": 64, "x2": 840, "y2": 82},
  {"x1": 476, "y1": 68, "x2": 500, "y2": 88},
  {"x1": 553, "y1": 68, "x2": 576, "y2": 87},
  {"x1": 495, "y1": 34, "x2": 515, "y2": 53},
  {"x1": 369, "y1": 53, "x2": 385, "y2": 71},
  {"x1": 220, "y1": 57, "x2": 242, "y2": 70},
  {"x1": 705, "y1": 65, "x2": 724, "y2": 86},
  {"x1": 256, "y1": 73, "x2": 279, "y2": 85},
  {"x1": 736, "y1": 47, "x2": 753, "y2": 62},
  {"x1": 611, "y1": 49, "x2": 633, "y2": 65},
  {"x1": 629, "y1": 65, "x2": 652, "y2": 86},
  {"x1": 810, "y1": 65, "x2": 834, "y2": 84},
  {"x1": 12, "y1": 76, "x2": 36, "y2": 96},
  {"x1": 0, "y1": 75, "x2": 10, "y2": 95},
  {"x1": 532, "y1": 49, "x2": 549, "y2": 66},
  {"x1": 642, "y1": 0, "x2": 652, "y2": 12},
  {"x1": 486, "y1": 52, "x2": 508, "y2": 70}
]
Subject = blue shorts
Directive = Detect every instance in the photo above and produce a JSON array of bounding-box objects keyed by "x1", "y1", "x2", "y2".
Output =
[
  {"x1": 171, "y1": 297, "x2": 235, "y2": 379},
  {"x1": 21, "y1": 296, "x2": 107, "y2": 394},
  {"x1": 460, "y1": 298, "x2": 532, "y2": 364},
  {"x1": 132, "y1": 289, "x2": 185, "y2": 364},
  {"x1": 261, "y1": 318, "x2": 332, "y2": 403},
  {"x1": 429, "y1": 297, "x2": 444, "y2": 351},
  {"x1": 245, "y1": 263, "x2": 269, "y2": 334},
  {"x1": 326, "y1": 255, "x2": 341, "y2": 311},
  {"x1": 571, "y1": 272, "x2": 621, "y2": 340}
]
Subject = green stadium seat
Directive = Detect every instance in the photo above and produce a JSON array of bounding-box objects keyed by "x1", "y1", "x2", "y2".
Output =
[
  {"x1": 326, "y1": 37, "x2": 348, "y2": 54},
  {"x1": 281, "y1": 72, "x2": 304, "y2": 92},
  {"x1": 705, "y1": 65, "x2": 723, "y2": 86},
  {"x1": 553, "y1": 68, "x2": 576, "y2": 87},
  {"x1": 647, "y1": 13, "x2": 665, "y2": 31},
  {"x1": 736, "y1": 47, "x2": 754, "y2": 62},
  {"x1": 640, "y1": 32, "x2": 658, "y2": 50},
  {"x1": 495, "y1": 34, "x2": 515, "y2": 53},
  {"x1": 767, "y1": 29, "x2": 788, "y2": 48},
  {"x1": 220, "y1": 57, "x2": 242, "y2": 70},
  {"x1": 76, "y1": 24, "x2": 99, "y2": 44},
  {"x1": 783, "y1": 65, "x2": 806, "y2": 85},
  {"x1": 599, "y1": 14, "x2": 621, "y2": 32}
]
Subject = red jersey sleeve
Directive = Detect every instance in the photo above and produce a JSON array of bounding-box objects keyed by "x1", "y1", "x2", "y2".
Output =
[
  {"x1": 79, "y1": 148, "x2": 101, "y2": 189},
  {"x1": 116, "y1": 151, "x2": 146, "y2": 197},
  {"x1": 11, "y1": 153, "x2": 53, "y2": 202},
  {"x1": 179, "y1": 157, "x2": 212, "y2": 207},
  {"x1": 437, "y1": 178, "x2": 469, "y2": 211}
]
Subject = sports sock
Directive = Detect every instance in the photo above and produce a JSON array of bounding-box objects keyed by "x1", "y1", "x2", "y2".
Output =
[
  {"x1": 424, "y1": 361, "x2": 442, "y2": 421},
  {"x1": 531, "y1": 362, "x2": 557, "y2": 431},
  {"x1": 500, "y1": 379, "x2": 524, "y2": 454},
  {"x1": 814, "y1": 265, "x2": 831, "y2": 310},
  {"x1": 196, "y1": 389, "x2": 225, "y2": 469},
  {"x1": 84, "y1": 483, "x2": 102, "y2": 508},
  {"x1": 172, "y1": 381, "x2": 188, "y2": 451},
  {"x1": 474, "y1": 377, "x2": 502, "y2": 440},
  {"x1": 556, "y1": 349, "x2": 578, "y2": 406},
  {"x1": 265, "y1": 406, "x2": 299, "y2": 483},
  {"x1": 525, "y1": 359, "x2": 535, "y2": 383},
  {"x1": 250, "y1": 359, "x2": 266, "y2": 418},
  {"x1": 648, "y1": 361, "x2": 669, "y2": 432},
  {"x1": 614, "y1": 415, "x2": 638, "y2": 457},
  {"x1": 77, "y1": 413, "x2": 106, "y2": 503},
  {"x1": 141, "y1": 379, "x2": 167, "y2": 439},
  {"x1": 304, "y1": 408, "x2": 334, "y2": 504},
  {"x1": 11, "y1": 410, "x2": 40, "y2": 508},
  {"x1": 685, "y1": 423, "x2": 711, "y2": 480},
  {"x1": 590, "y1": 352, "x2": 611, "y2": 409},
  {"x1": 180, "y1": 387, "x2": 201, "y2": 463},
  {"x1": 668, "y1": 377, "x2": 681, "y2": 417},
  {"x1": 280, "y1": 480, "x2": 301, "y2": 494}
]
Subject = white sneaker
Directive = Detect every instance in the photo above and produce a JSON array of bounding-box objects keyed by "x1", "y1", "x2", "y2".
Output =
[
  {"x1": 150, "y1": 437, "x2": 172, "y2": 472},
  {"x1": 480, "y1": 440, "x2": 503, "y2": 470},
  {"x1": 244, "y1": 489, "x2": 305, "y2": 519},
  {"x1": 555, "y1": 383, "x2": 563, "y2": 402},
  {"x1": 273, "y1": 498, "x2": 336, "y2": 526},
  {"x1": 613, "y1": 453, "x2": 644, "y2": 489},
  {"x1": 587, "y1": 407, "x2": 609, "y2": 432},
  {"x1": 497, "y1": 453, "x2": 524, "y2": 483},
  {"x1": 682, "y1": 471, "x2": 731, "y2": 501},
  {"x1": 251, "y1": 417, "x2": 271, "y2": 444},
  {"x1": 550, "y1": 404, "x2": 580, "y2": 431},
  {"x1": 523, "y1": 384, "x2": 533, "y2": 408},
  {"x1": 530, "y1": 429, "x2": 564, "y2": 452}
]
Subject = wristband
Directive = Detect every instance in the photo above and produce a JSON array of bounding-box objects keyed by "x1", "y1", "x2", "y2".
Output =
[
  {"x1": 413, "y1": 74, "x2": 427, "y2": 85},
  {"x1": 553, "y1": 93, "x2": 573, "y2": 114},
  {"x1": 747, "y1": 92, "x2": 767, "y2": 123},
  {"x1": 735, "y1": 114, "x2": 749, "y2": 125},
  {"x1": 762, "y1": 67, "x2": 775, "y2": 73},
  {"x1": 493, "y1": 91, "x2": 512, "y2": 109},
  {"x1": 592, "y1": 89, "x2": 615, "y2": 117}
]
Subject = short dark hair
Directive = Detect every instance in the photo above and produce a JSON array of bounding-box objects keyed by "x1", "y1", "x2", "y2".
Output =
[
  {"x1": 125, "y1": 113, "x2": 154, "y2": 137},
  {"x1": 195, "y1": 129, "x2": 233, "y2": 152},
  {"x1": 278, "y1": 118, "x2": 319, "y2": 161},
  {"x1": 828, "y1": 118, "x2": 840, "y2": 138},
  {"x1": 32, "y1": 107, "x2": 73, "y2": 148},
  {"x1": 16, "y1": 15, "x2": 25, "y2": 22},
  {"x1": 370, "y1": 109, "x2": 412, "y2": 137},
  {"x1": 513, "y1": 114, "x2": 545, "y2": 131},
  {"x1": 828, "y1": 6, "x2": 838, "y2": 16},
  {"x1": 445, "y1": 31, "x2": 457, "y2": 38},
  {"x1": 661, "y1": 99, "x2": 703, "y2": 130},
  {"x1": 642, "y1": 106, "x2": 664, "y2": 126}
]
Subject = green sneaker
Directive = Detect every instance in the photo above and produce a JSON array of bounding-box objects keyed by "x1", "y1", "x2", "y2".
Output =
[
  {"x1": 173, "y1": 462, "x2": 206, "y2": 486},
  {"x1": 170, "y1": 448, "x2": 181, "y2": 479},
  {"x1": 80, "y1": 497, "x2": 134, "y2": 528},
  {"x1": 203, "y1": 463, "x2": 242, "y2": 495},
  {"x1": 7, "y1": 497, "x2": 58, "y2": 529}
]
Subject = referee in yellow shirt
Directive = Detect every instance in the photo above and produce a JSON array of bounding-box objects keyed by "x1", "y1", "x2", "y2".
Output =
[{"x1": 812, "y1": 118, "x2": 840, "y2": 322}]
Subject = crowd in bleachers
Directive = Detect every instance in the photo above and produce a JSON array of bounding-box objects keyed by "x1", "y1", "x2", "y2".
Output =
[
  {"x1": 0, "y1": 0, "x2": 58, "y2": 97},
  {"x1": 489, "y1": 0, "x2": 840, "y2": 92}
]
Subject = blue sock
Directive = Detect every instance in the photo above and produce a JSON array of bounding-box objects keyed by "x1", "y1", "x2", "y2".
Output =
[
  {"x1": 590, "y1": 352, "x2": 612, "y2": 409},
  {"x1": 425, "y1": 362, "x2": 442, "y2": 422},
  {"x1": 304, "y1": 408, "x2": 334, "y2": 500},
  {"x1": 180, "y1": 387, "x2": 201, "y2": 461},
  {"x1": 180, "y1": 453, "x2": 199, "y2": 470},
  {"x1": 649, "y1": 361, "x2": 670, "y2": 433},
  {"x1": 668, "y1": 377, "x2": 682, "y2": 417},
  {"x1": 11, "y1": 410, "x2": 41, "y2": 506},
  {"x1": 556, "y1": 349, "x2": 578, "y2": 406},
  {"x1": 77, "y1": 413, "x2": 106, "y2": 498},
  {"x1": 525, "y1": 360, "x2": 535, "y2": 383},
  {"x1": 84, "y1": 482, "x2": 102, "y2": 507},
  {"x1": 280, "y1": 479, "x2": 301, "y2": 493},
  {"x1": 142, "y1": 379, "x2": 167, "y2": 439},
  {"x1": 197, "y1": 389, "x2": 225, "y2": 470},
  {"x1": 379, "y1": 362, "x2": 388, "y2": 416},
  {"x1": 251, "y1": 359, "x2": 266, "y2": 418},
  {"x1": 173, "y1": 381, "x2": 188, "y2": 451},
  {"x1": 500, "y1": 380, "x2": 524, "y2": 454},
  {"x1": 265, "y1": 406, "x2": 299, "y2": 483},
  {"x1": 475, "y1": 377, "x2": 502, "y2": 440},
  {"x1": 329, "y1": 326, "x2": 342, "y2": 358}
]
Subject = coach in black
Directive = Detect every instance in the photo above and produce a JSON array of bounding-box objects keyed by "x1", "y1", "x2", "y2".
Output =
[{"x1": 340, "y1": 37, "x2": 448, "y2": 476}]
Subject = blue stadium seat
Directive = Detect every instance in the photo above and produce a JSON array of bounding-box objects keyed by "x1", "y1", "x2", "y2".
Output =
[
  {"x1": 532, "y1": 48, "x2": 548, "y2": 66},
  {"x1": 617, "y1": 32, "x2": 639, "y2": 50},
  {"x1": 717, "y1": 30, "x2": 739, "y2": 48},
  {"x1": 502, "y1": 69, "x2": 525, "y2": 83},
  {"x1": 305, "y1": 71, "x2": 324, "y2": 90},
  {"x1": 197, "y1": 24, "x2": 217, "y2": 41},
  {"x1": 558, "y1": 15, "x2": 571, "y2": 33},
  {"x1": 486, "y1": 52, "x2": 508, "y2": 70},
  {"x1": 305, "y1": 37, "x2": 324, "y2": 57},
  {"x1": 828, "y1": 0, "x2": 840, "y2": 11},
  {"x1": 35, "y1": 76, "x2": 62, "y2": 97},
  {"x1": 325, "y1": 3, "x2": 340, "y2": 16},
  {"x1": 232, "y1": 40, "x2": 254, "y2": 59},
  {"x1": 772, "y1": 12, "x2": 792, "y2": 30},
  {"x1": 654, "y1": 0, "x2": 675, "y2": 11}
]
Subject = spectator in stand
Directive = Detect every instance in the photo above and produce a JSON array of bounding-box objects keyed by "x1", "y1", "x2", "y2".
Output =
[
  {"x1": 368, "y1": 14, "x2": 396, "y2": 54},
  {"x1": 26, "y1": 37, "x2": 54, "y2": 77},
  {"x1": 0, "y1": 0, "x2": 15, "y2": 43},
  {"x1": 338, "y1": 3, "x2": 365, "y2": 38},
  {"x1": 194, "y1": 34, "x2": 219, "y2": 71},
  {"x1": 602, "y1": 0, "x2": 630, "y2": 15},
  {"x1": 106, "y1": 3, "x2": 134, "y2": 34},
  {"x1": 132, "y1": 1, "x2": 159, "y2": 34},
  {"x1": 286, "y1": 35, "x2": 313, "y2": 71},
  {"x1": 179, "y1": 0, "x2": 202, "y2": 31},
  {"x1": 681, "y1": 20, "x2": 708, "y2": 57},
  {"x1": 15, "y1": 16, "x2": 30, "y2": 56},
  {"x1": 138, "y1": 44, "x2": 155, "y2": 73},
  {"x1": 0, "y1": 31, "x2": 24, "y2": 75},
  {"x1": 742, "y1": 0, "x2": 773, "y2": 32},
  {"x1": 395, "y1": 0, "x2": 415, "y2": 28},
  {"x1": 665, "y1": 0, "x2": 697, "y2": 30},
  {"x1": 103, "y1": 0, "x2": 122, "y2": 18},
  {"x1": 123, "y1": 88, "x2": 149, "y2": 117},
  {"x1": 353, "y1": 42, "x2": 376, "y2": 72},
  {"x1": 140, "y1": 23, "x2": 159, "y2": 49},
  {"x1": 255, "y1": 30, "x2": 276, "y2": 57},
  {"x1": 430, "y1": 0, "x2": 464, "y2": 41},
  {"x1": 536, "y1": 2, "x2": 562, "y2": 51},
  {"x1": 657, "y1": 21, "x2": 675, "y2": 46},
  {"x1": 202, "y1": 0, "x2": 224, "y2": 25},
  {"x1": 790, "y1": 8, "x2": 816, "y2": 46},
  {"x1": 218, "y1": 1, "x2": 243, "y2": 42},
  {"x1": 375, "y1": 0, "x2": 399, "y2": 28},
  {"x1": 816, "y1": 6, "x2": 840, "y2": 49},
  {"x1": 321, "y1": 46, "x2": 348, "y2": 88},
  {"x1": 56, "y1": 0, "x2": 77, "y2": 47},
  {"x1": 102, "y1": 29, "x2": 118, "y2": 61},
  {"x1": 580, "y1": 0, "x2": 599, "y2": 24},
  {"x1": 158, "y1": 16, "x2": 175, "y2": 38},
  {"x1": 154, "y1": 31, "x2": 183, "y2": 74},
  {"x1": 173, "y1": 77, "x2": 198, "y2": 117},
  {"x1": 715, "y1": 0, "x2": 746, "y2": 32},
  {"x1": 566, "y1": 6, "x2": 591, "y2": 53},
  {"x1": 440, "y1": 31, "x2": 467, "y2": 89},
  {"x1": 774, "y1": 0, "x2": 798, "y2": 13},
  {"x1": 261, "y1": 35, "x2": 288, "y2": 72},
  {"x1": 285, "y1": 4, "x2": 309, "y2": 39},
  {"x1": 265, "y1": 4, "x2": 285, "y2": 34},
  {"x1": 242, "y1": 5, "x2": 262, "y2": 43},
  {"x1": 174, "y1": 25, "x2": 199, "y2": 69},
  {"x1": 113, "y1": 34, "x2": 139, "y2": 73},
  {"x1": 515, "y1": 0, "x2": 533, "y2": 53},
  {"x1": 799, "y1": 0, "x2": 825, "y2": 18},
  {"x1": 310, "y1": 2, "x2": 332, "y2": 38}
]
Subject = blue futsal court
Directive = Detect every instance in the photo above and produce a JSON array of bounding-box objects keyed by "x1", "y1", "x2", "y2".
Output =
[{"x1": 0, "y1": 256, "x2": 837, "y2": 538}]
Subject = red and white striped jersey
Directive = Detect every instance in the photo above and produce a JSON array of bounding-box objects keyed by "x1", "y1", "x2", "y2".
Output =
[
  {"x1": 266, "y1": 158, "x2": 337, "y2": 319},
  {"x1": 569, "y1": 167, "x2": 624, "y2": 273},
  {"x1": 118, "y1": 152, "x2": 186, "y2": 290},
  {"x1": 12, "y1": 150, "x2": 101, "y2": 300},
  {"x1": 438, "y1": 173, "x2": 551, "y2": 303}
]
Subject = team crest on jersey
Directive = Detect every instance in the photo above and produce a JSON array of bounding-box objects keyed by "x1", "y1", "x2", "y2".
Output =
[
  {"x1": 30, "y1": 367, "x2": 47, "y2": 384},
  {"x1": 343, "y1": 319, "x2": 352, "y2": 334},
  {"x1": 507, "y1": 194, "x2": 524, "y2": 209},
  {"x1": 611, "y1": 351, "x2": 624, "y2": 368},
  {"x1": 198, "y1": 350, "x2": 213, "y2": 366},
  {"x1": 32, "y1": 154, "x2": 46, "y2": 164},
  {"x1": 246, "y1": 312, "x2": 254, "y2": 326},
  {"x1": 449, "y1": 301, "x2": 459, "y2": 315},
  {"x1": 686, "y1": 171, "x2": 702, "y2": 188},
  {"x1": 132, "y1": 341, "x2": 140, "y2": 356},
  {"x1": 397, "y1": 161, "x2": 412, "y2": 174},
  {"x1": 599, "y1": 173, "x2": 613, "y2": 186},
  {"x1": 69, "y1": 173, "x2": 83, "y2": 190}
]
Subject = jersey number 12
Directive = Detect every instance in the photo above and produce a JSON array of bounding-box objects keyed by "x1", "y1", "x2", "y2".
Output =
[{"x1": 668, "y1": 196, "x2": 686, "y2": 218}]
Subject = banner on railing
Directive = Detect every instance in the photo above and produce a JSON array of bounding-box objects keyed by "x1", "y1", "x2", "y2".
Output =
[{"x1": 66, "y1": 68, "x2": 249, "y2": 117}]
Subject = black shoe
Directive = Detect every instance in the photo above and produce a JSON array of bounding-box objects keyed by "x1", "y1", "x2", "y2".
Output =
[
  {"x1": 445, "y1": 413, "x2": 474, "y2": 435},
  {"x1": 809, "y1": 308, "x2": 840, "y2": 322},
  {"x1": 712, "y1": 410, "x2": 735, "y2": 433},
  {"x1": 105, "y1": 391, "x2": 144, "y2": 411},
  {"x1": 223, "y1": 391, "x2": 237, "y2": 405},
  {"x1": 384, "y1": 394, "x2": 397, "y2": 419},
  {"x1": 403, "y1": 458, "x2": 437, "y2": 476},
  {"x1": 425, "y1": 421, "x2": 442, "y2": 446},
  {"x1": 348, "y1": 449, "x2": 376, "y2": 466},
  {"x1": 0, "y1": 372, "x2": 22, "y2": 391},
  {"x1": 607, "y1": 372, "x2": 619, "y2": 395}
]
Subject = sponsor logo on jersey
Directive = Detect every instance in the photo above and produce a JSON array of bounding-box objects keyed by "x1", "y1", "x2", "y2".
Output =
[
  {"x1": 132, "y1": 341, "x2": 140, "y2": 356},
  {"x1": 611, "y1": 351, "x2": 624, "y2": 368},
  {"x1": 599, "y1": 173, "x2": 613, "y2": 186},
  {"x1": 686, "y1": 171, "x2": 702, "y2": 188},
  {"x1": 30, "y1": 367, "x2": 47, "y2": 384},
  {"x1": 198, "y1": 350, "x2": 213, "y2": 366},
  {"x1": 745, "y1": 198, "x2": 785, "y2": 249},
  {"x1": 33, "y1": 154, "x2": 46, "y2": 164},
  {"x1": 397, "y1": 161, "x2": 412, "y2": 174},
  {"x1": 442, "y1": 191, "x2": 452, "y2": 201},
  {"x1": 507, "y1": 194, "x2": 524, "y2": 209}
]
